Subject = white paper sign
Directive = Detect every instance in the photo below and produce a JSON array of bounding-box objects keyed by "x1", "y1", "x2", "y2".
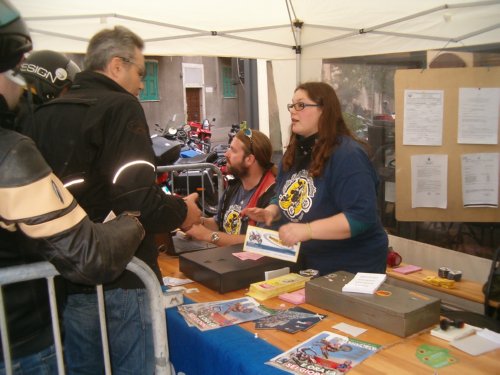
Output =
[
  {"x1": 403, "y1": 90, "x2": 444, "y2": 145},
  {"x1": 411, "y1": 154, "x2": 448, "y2": 208},
  {"x1": 458, "y1": 87, "x2": 500, "y2": 144},
  {"x1": 461, "y1": 153, "x2": 499, "y2": 208}
]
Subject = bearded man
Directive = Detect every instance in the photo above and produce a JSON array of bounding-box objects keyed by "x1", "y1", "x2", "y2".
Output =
[{"x1": 186, "y1": 129, "x2": 276, "y2": 246}]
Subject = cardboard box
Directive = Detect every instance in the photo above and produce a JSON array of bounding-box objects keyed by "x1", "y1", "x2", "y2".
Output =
[
  {"x1": 305, "y1": 271, "x2": 440, "y2": 337},
  {"x1": 179, "y1": 244, "x2": 297, "y2": 294}
]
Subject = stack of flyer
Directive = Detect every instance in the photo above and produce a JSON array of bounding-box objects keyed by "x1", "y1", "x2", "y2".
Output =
[
  {"x1": 267, "y1": 331, "x2": 380, "y2": 374},
  {"x1": 246, "y1": 273, "x2": 311, "y2": 301},
  {"x1": 177, "y1": 296, "x2": 270, "y2": 331},
  {"x1": 341, "y1": 272, "x2": 387, "y2": 294}
]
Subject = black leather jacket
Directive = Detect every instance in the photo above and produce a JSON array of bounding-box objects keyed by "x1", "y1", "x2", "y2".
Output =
[
  {"x1": 32, "y1": 71, "x2": 188, "y2": 291},
  {"x1": 0, "y1": 96, "x2": 145, "y2": 359}
]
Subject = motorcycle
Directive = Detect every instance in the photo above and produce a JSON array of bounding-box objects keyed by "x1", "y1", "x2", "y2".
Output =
[
  {"x1": 152, "y1": 123, "x2": 222, "y2": 216},
  {"x1": 151, "y1": 123, "x2": 184, "y2": 166},
  {"x1": 188, "y1": 118, "x2": 215, "y2": 153}
]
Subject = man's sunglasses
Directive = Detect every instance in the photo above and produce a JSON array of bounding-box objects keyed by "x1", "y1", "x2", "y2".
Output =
[{"x1": 243, "y1": 128, "x2": 253, "y2": 154}]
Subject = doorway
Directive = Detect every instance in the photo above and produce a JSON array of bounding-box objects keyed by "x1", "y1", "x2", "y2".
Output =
[{"x1": 186, "y1": 88, "x2": 201, "y2": 123}]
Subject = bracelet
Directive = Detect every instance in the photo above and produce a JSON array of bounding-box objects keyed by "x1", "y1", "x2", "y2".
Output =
[{"x1": 307, "y1": 223, "x2": 313, "y2": 240}]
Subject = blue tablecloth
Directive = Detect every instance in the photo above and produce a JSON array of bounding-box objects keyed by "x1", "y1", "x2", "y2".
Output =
[{"x1": 165, "y1": 301, "x2": 286, "y2": 374}]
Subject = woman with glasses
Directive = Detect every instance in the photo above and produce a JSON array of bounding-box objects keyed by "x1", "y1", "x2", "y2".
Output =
[{"x1": 243, "y1": 82, "x2": 388, "y2": 275}]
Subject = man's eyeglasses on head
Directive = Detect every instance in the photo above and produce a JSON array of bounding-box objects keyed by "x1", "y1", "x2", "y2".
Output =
[
  {"x1": 243, "y1": 128, "x2": 253, "y2": 155},
  {"x1": 117, "y1": 56, "x2": 145, "y2": 80},
  {"x1": 287, "y1": 102, "x2": 322, "y2": 112}
]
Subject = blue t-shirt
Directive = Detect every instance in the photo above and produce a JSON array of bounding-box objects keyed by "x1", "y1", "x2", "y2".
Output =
[
  {"x1": 215, "y1": 184, "x2": 256, "y2": 235},
  {"x1": 275, "y1": 136, "x2": 388, "y2": 275}
]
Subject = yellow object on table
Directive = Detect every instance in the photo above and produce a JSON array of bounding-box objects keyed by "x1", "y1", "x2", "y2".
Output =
[
  {"x1": 423, "y1": 276, "x2": 455, "y2": 288},
  {"x1": 246, "y1": 273, "x2": 310, "y2": 301}
]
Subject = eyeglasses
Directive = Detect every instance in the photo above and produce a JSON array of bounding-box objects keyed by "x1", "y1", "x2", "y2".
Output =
[
  {"x1": 117, "y1": 56, "x2": 145, "y2": 80},
  {"x1": 287, "y1": 102, "x2": 322, "y2": 112},
  {"x1": 243, "y1": 128, "x2": 254, "y2": 155}
]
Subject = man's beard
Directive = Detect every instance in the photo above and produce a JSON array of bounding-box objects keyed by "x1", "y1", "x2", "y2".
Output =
[{"x1": 228, "y1": 161, "x2": 249, "y2": 179}]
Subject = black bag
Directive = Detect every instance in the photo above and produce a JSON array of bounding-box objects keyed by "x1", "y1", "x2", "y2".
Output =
[{"x1": 483, "y1": 247, "x2": 500, "y2": 317}]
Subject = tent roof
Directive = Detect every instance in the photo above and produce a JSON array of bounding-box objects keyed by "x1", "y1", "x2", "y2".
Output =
[{"x1": 12, "y1": 0, "x2": 500, "y2": 60}]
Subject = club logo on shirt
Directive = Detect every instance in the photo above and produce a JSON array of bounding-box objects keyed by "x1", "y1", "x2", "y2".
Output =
[
  {"x1": 279, "y1": 170, "x2": 316, "y2": 220},
  {"x1": 223, "y1": 204, "x2": 242, "y2": 234}
]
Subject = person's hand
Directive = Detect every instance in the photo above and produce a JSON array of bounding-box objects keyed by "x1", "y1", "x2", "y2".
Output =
[
  {"x1": 180, "y1": 193, "x2": 202, "y2": 231},
  {"x1": 241, "y1": 207, "x2": 274, "y2": 226},
  {"x1": 185, "y1": 223, "x2": 211, "y2": 242},
  {"x1": 278, "y1": 223, "x2": 311, "y2": 246}
]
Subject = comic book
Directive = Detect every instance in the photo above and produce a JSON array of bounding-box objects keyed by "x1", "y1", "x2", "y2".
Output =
[
  {"x1": 177, "y1": 296, "x2": 271, "y2": 331},
  {"x1": 267, "y1": 331, "x2": 381, "y2": 375}
]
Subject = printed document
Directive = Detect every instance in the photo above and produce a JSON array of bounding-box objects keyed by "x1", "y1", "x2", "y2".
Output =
[
  {"x1": 411, "y1": 154, "x2": 448, "y2": 208},
  {"x1": 461, "y1": 153, "x2": 499, "y2": 208},
  {"x1": 458, "y1": 87, "x2": 499, "y2": 144},
  {"x1": 403, "y1": 90, "x2": 444, "y2": 145}
]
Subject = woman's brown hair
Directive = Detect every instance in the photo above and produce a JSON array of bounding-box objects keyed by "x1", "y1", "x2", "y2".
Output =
[{"x1": 282, "y1": 81, "x2": 359, "y2": 177}]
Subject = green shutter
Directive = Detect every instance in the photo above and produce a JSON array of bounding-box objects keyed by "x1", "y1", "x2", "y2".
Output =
[
  {"x1": 139, "y1": 61, "x2": 159, "y2": 101},
  {"x1": 222, "y1": 65, "x2": 236, "y2": 98}
]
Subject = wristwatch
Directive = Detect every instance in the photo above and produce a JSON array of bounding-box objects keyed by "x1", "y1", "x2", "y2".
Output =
[{"x1": 210, "y1": 232, "x2": 221, "y2": 244}]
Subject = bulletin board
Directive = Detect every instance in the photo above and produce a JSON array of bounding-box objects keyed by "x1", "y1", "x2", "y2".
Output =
[{"x1": 395, "y1": 67, "x2": 500, "y2": 222}]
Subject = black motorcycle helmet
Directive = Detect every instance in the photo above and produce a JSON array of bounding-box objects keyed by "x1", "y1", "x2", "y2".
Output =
[
  {"x1": 19, "y1": 50, "x2": 81, "y2": 103},
  {"x1": 0, "y1": 0, "x2": 32, "y2": 73}
]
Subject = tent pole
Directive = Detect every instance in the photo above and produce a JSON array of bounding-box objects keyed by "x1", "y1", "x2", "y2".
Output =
[{"x1": 293, "y1": 20, "x2": 303, "y2": 85}]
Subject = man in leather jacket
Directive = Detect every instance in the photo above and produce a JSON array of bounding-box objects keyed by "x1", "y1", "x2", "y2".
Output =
[
  {"x1": 0, "y1": 0, "x2": 146, "y2": 372},
  {"x1": 32, "y1": 25, "x2": 201, "y2": 374}
]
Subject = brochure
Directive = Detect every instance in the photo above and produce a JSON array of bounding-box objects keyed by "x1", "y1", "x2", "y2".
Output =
[
  {"x1": 177, "y1": 296, "x2": 270, "y2": 331},
  {"x1": 243, "y1": 225, "x2": 300, "y2": 262},
  {"x1": 267, "y1": 331, "x2": 381, "y2": 375},
  {"x1": 341, "y1": 272, "x2": 387, "y2": 294}
]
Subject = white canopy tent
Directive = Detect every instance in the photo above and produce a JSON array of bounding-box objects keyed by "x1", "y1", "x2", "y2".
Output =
[
  {"x1": 12, "y1": 0, "x2": 500, "y2": 139},
  {"x1": 12, "y1": 0, "x2": 500, "y2": 60}
]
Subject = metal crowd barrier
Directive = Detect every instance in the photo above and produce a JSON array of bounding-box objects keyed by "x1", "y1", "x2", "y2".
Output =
[
  {"x1": 156, "y1": 162, "x2": 225, "y2": 213},
  {"x1": 0, "y1": 257, "x2": 170, "y2": 375}
]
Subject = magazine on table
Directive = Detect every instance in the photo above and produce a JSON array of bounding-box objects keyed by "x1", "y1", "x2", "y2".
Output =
[
  {"x1": 177, "y1": 296, "x2": 271, "y2": 331},
  {"x1": 267, "y1": 331, "x2": 381, "y2": 375},
  {"x1": 254, "y1": 306, "x2": 326, "y2": 334}
]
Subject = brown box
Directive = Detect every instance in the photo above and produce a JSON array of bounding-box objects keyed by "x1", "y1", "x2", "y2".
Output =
[
  {"x1": 305, "y1": 271, "x2": 440, "y2": 337},
  {"x1": 179, "y1": 244, "x2": 297, "y2": 294}
]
